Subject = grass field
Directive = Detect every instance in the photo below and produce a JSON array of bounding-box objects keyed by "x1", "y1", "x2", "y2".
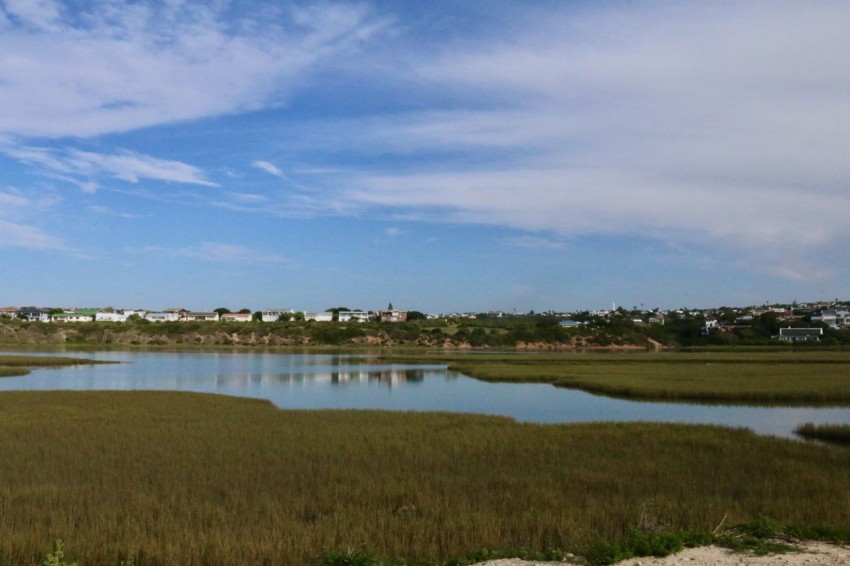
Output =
[
  {"x1": 1, "y1": 391, "x2": 849, "y2": 565},
  {"x1": 382, "y1": 351, "x2": 850, "y2": 405}
]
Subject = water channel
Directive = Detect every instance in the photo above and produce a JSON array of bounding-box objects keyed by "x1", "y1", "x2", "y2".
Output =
[{"x1": 2, "y1": 350, "x2": 849, "y2": 439}]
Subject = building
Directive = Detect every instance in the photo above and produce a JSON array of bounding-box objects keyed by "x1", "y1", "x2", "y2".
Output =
[
  {"x1": 304, "y1": 312, "x2": 333, "y2": 322},
  {"x1": 145, "y1": 311, "x2": 180, "y2": 322},
  {"x1": 776, "y1": 327, "x2": 823, "y2": 343},
  {"x1": 95, "y1": 311, "x2": 128, "y2": 322},
  {"x1": 53, "y1": 312, "x2": 93, "y2": 323},
  {"x1": 339, "y1": 311, "x2": 370, "y2": 323},
  {"x1": 16, "y1": 308, "x2": 52, "y2": 322},
  {"x1": 378, "y1": 309, "x2": 407, "y2": 323},
  {"x1": 261, "y1": 309, "x2": 293, "y2": 322},
  {"x1": 182, "y1": 312, "x2": 220, "y2": 322},
  {"x1": 220, "y1": 312, "x2": 252, "y2": 323}
]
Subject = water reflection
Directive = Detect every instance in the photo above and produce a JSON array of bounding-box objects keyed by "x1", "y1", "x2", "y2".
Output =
[{"x1": 1, "y1": 351, "x2": 849, "y2": 439}]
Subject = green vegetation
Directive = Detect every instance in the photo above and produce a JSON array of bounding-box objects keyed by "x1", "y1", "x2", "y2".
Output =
[
  {"x1": 0, "y1": 355, "x2": 110, "y2": 378},
  {"x1": 1, "y1": 391, "x2": 849, "y2": 564},
  {"x1": 796, "y1": 422, "x2": 850, "y2": 445},
  {"x1": 4, "y1": 307, "x2": 849, "y2": 349},
  {"x1": 384, "y1": 351, "x2": 850, "y2": 405}
]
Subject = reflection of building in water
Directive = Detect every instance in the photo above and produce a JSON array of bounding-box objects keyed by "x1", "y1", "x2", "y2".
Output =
[
  {"x1": 329, "y1": 369, "x2": 426, "y2": 387},
  {"x1": 214, "y1": 367, "x2": 427, "y2": 388}
]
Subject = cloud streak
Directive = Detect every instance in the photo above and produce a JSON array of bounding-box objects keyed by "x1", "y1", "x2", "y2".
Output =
[
  {"x1": 0, "y1": 0, "x2": 389, "y2": 138},
  {"x1": 127, "y1": 242, "x2": 288, "y2": 264},
  {"x1": 4, "y1": 145, "x2": 217, "y2": 188},
  {"x1": 279, "y1": 1, "x2": 850, "y2": 279}
]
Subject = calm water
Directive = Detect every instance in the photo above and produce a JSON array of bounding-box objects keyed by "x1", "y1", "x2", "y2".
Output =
[{"x1": 2, "y1": 350, "x2": 849, "y2": 439}]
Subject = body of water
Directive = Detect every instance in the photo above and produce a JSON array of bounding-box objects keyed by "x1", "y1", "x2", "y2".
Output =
[{"x1": 2, "y1": 350, "x2": 849, "y2": 439}]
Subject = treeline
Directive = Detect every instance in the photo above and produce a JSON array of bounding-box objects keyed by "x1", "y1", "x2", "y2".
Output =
[{"x1": 1, "y1": 311, "x2": 848, "y2": 348}]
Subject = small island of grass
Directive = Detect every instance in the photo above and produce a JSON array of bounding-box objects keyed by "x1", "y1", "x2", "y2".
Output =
[
  {"x1": 796, "y1": 422, "x2": 850, "y2": 445},
  {"x1": 0, "y1": 355, "x2": 114, "y2": 378}
]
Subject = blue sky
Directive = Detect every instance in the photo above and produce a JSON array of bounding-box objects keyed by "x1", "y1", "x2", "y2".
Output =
[{"x1": 1, "y1": 0, "x2": 848, "y2": 313}]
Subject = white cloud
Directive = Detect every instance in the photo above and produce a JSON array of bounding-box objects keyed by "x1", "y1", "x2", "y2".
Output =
[
  {"x1": 128, "y1": 241, "x2": 288, "y2": 264},
  {"x1": 4, "y1": 145, "x2": 217, "y2": 188},
  {"x1": 0, "y1": 0, "x2": 389, "y2": 138},
  {"x1": 2, "y1": 0, "x2": 63, "y2": 31},
  {"x1": 384, "y1": 227, "x2": 401, "y2": 237},
  {"x1": 284, "y1": 2, "x2": 850, "y2": 279},
  {"x1": 503, "y1": 236, "x2": 567, "y2": 250},
  {"x1": 0, "y1": 219, "x2": 64, "y2": 250},
  {"x1": 252, "y1": 160, "x2": 284, "y2": 177},
  {"x1": 0, "y1": 190, "x2": 29, "y2": 207}
]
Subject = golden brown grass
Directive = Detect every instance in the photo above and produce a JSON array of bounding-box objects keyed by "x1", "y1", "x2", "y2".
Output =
[
  {"x1": 1, "y1": 391, "x2": 849, "y2": 565},
  {"x1": 383, "y1": 351, "x2": 850, "y2": 405}
]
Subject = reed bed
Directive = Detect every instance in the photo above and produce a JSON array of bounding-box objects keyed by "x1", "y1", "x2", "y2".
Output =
[
  {"x1": 1, "y1": 391, "x2": 849, "y2": 565},
  {"x1": 0, "y1": 355, "x2": 110, "y2": 367},
  {"x1": 0, "y1": 367, "x2": 29, "y2": 377},
  {"x1": 796, "y1": 422, "x2": 850, "y2": 445},
  {"x1": 383, "y1": 352, "x2": 850, "y2": 405}
]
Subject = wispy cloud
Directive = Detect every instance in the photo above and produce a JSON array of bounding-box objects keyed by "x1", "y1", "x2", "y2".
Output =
[
  {"x1": 127, "y1": 241, "x2": 288, "y2": 264},
  {"x1": 0, "y1": 0, "x2": 390, "y2": 138},
  {"x1": 0, "y1": 187, "x2": 65, "y2": 250},
  {"x1": 4, "y1": 145, "x2": 217, "y2": 188},
  {"x1": 278, "y1": 2, "x2": 850, "y2": 279},
  {"x1": 252, "y1": 160, "x2": 285, "y2": 178},
  {"x1": 88, "y1": 205, "x2": 142, "y2": 219},
  {"x1": 503, "y1": 235, "x2": 567, "y2": 250},
  {"x1": 0, "y1": 219, "x2": 64, "y2": 250}
]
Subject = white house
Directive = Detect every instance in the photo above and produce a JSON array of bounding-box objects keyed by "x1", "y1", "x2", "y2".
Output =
[
  {"x1": 776, "y1": 327, "x2": 823, "y2": 343},
  {"x1": 53, "y1": 312, "x2": 93, "y2": 323},
  {"x1": 304, "y1": 312, "x2": 333, "y2": 322},
  {"x1": 95, "y1": 311, "x2": 128, "y2": 322},
  {"x1": 145, "y1": 311, "x2": 180, "y2": 322},
  {"x1": 183, "y1": 312, "x2": 220, "y2": 322},
  {"x1": 339, "y1": 311, "x2": 370, "y2": 323},
  {"x1": 220, "y1": 312, "x2": 252, "y2": 323},
  {"x1": 811, "y1": 308, "x2": 850, "y2": 329},
  {"x1": 261, "y1": 309, "x2": 293, "y2": 322}
]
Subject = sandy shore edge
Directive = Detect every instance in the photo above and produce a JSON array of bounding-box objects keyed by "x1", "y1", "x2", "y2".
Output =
[{"x1": 474, "y1": 541, "x2": 850, "y2": 565}]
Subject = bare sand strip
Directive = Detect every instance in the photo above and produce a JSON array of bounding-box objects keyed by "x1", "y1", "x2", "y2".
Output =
[{"x1": 474, "y1": 541, "x2": 850, "y2": 565}]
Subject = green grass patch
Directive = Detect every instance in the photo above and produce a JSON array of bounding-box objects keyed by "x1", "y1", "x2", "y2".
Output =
[
  {"x1": 0, "y1": 355, "x2": 113, "y2": 378},
  {"x1": 0, "y1": 367, "x2": 30, "y2": 377},
  {"x1": 383, "y1": 351, "x2": 850, "y2": 405},
  {"x1": 796, "y1": 422, "x2": 850, "y2": 444},
  {"x1": 1, "y1": 391, "x2": 849, "y2": 564},
  {"x1": 0, "y1": 355, "x2": 111, "y2": 367}
]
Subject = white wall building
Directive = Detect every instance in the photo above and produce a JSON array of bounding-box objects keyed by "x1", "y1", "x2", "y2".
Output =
[
  {"x1": 339, "y1": 311, "x2": 370, "y2": 323},
  {"x1": 96, "y1": 311, "x2": 128, "y2": 322},
  {"x1": 304, "y1": 312, "x2": 333, "y2": 322},
  {"x1": 261, "y1": 309, "x2": 293, "y2": 322},
  {"x1": 145, "y1": 311, "x2": 180, "y2": 322}
]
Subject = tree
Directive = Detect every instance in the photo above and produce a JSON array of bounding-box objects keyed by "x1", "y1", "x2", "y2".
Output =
[
  {"x1": 214, "y1": 307, "x2": 231, "y2": 316},
  {"x1": 387, "y1": 302, "x2": 394, "y2": 310},
  {"x1": 407, "y1": 311, "x2": 427, "y2": 321},
  {"x1": 294, "y1": 311, "x2": 305, "y2": 321},
  {"x1": 238, "y1": 308, "x2": 251, "y2": 314},
  {"x1": 252, "y1": 311, "x2": 263, "y2": 322}
]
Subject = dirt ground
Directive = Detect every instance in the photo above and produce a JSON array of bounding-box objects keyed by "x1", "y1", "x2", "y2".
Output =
[{"x1": 474, "y1": 541, "x2": 850, "y2": 565}]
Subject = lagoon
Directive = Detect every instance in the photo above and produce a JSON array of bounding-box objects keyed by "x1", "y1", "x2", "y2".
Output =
[{"x1": 2, "y1": 350, "x2": 849, "y2": 438}]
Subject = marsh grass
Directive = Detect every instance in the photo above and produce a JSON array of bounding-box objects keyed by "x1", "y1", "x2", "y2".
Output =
[
  {"x1": 795, "y1": 422, "x2": 850, "y2": 444},
  {"x1": 0, "y1": 355, "x2": 111, "y2": 367},
  {"x1": 0, "y1": 355, "x2": 112, "y2": 378},
  {"x1": 1, "y1": 391, "x2": 849, "y2": 564},
  {"x1": 383, "y1": 352, "x2": 850, "y2": 404}
]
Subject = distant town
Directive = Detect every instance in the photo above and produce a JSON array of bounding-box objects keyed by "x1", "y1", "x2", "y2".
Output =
[{"x1": 1, "y1": 300, "x2": 848, "y2": 347}]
